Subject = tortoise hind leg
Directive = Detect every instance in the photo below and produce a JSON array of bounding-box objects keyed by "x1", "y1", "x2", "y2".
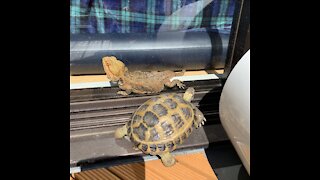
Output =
[
  {"x1": 159, "y1": 152, "x2": 176, "y2": 167},
  {"x1": 115, "y1": 124, "x2": 128, "y2": 138}
]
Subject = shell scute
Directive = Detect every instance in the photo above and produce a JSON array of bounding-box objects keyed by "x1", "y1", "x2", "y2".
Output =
[{"x1": 143, "y1": 111, "x2": 159, "y2": 127}]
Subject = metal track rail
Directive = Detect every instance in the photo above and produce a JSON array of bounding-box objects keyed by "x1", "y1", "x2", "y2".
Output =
[{"x1": 70, "y1": 79, "x2": 228, "y2": 168}]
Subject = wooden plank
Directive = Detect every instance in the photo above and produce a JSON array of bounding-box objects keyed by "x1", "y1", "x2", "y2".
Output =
[
  {"x1": 73, "y1": 152, "x2": 218, "y2": 180},
  {"x1": 74, "y1": 168, "x2": 120, "y2": 180},
  {"x1": 70, "y1": 75, "x2": 108, "y2": 84},
  {"x1": 144, "y1": 153, "x2": 217, "y2": 180}
]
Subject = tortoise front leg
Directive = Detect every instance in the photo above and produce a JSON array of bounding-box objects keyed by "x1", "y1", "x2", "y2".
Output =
[
  {"x1": 118, "y1": 82, "x2": 132, "y2": 96},
  {"x1": 159, "y1": 152, "x2": 176, "y2": 167}
]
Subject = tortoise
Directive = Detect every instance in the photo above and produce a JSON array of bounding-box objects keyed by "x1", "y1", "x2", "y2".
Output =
[{"x1": 115, "y1": 87, "x2": 206, "y2": 167}]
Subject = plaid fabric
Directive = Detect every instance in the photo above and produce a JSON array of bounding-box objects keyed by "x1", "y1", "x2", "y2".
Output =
[{"x1": 70, "y1": 0, "x2": 235, "y2": 34}]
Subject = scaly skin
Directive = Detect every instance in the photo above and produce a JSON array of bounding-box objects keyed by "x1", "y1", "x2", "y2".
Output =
[{"x1": 102, "y1": 56, "x2": 186, "y2": 95}]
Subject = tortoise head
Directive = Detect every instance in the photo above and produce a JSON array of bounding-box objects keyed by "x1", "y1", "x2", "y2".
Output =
[
  {"x1": 102, "y1": 56, "x2": 128, "y2": 81},
  {"x1": 183, "y1": 87, "x2": 195, "y2": 102}
]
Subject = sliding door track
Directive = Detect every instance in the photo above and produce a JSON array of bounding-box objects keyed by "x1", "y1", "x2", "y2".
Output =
[{"x1": 70, "y1": 79, "x2": 229, "y2": 168}]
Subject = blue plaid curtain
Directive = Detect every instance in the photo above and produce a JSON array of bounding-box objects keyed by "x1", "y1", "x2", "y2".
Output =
[{"x1": 70, "y1": 0, "x2": 235, "y2": 34}]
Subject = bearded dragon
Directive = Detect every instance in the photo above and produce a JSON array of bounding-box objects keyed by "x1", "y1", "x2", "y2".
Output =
[{"x1": 102, "y1": 56, "x2": 186, "y2": 95}]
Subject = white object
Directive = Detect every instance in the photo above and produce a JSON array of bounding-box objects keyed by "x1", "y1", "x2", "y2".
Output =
[{"x1": 219, "y1": 50, "x2": 250, "y2": 174}]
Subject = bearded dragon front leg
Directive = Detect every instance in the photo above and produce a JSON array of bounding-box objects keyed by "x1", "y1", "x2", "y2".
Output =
[
  {"x1": 117, "y1": 90, "x2": 131, "y2": 96},
  {"x1": 164, "y1": 70, "x2": 186, "y2": 89},
  {"x1": 164, "y1": 79, "x2": 186, "y2": 89},
  {"x1": 117, "y1": 82, "x2": 132, "y2": 96}
]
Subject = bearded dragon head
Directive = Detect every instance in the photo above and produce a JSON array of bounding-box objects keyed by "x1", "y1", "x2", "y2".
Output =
[{"x1": 102, "y1": 56, "x2": 128, "y2": 81}]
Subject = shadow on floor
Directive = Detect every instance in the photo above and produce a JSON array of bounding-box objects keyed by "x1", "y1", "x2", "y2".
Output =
[{"x1": 205, "y1": 141, "x2": 250, "y2": 180}]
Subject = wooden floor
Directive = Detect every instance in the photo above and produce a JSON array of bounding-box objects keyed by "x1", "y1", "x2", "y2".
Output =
[{"x1": 71, "y1": 152, "x2": 218, "y2": 180}]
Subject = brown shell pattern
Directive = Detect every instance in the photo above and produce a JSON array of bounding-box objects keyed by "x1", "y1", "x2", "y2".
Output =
[{"x1": 129, "y1": 93, "x2": 194, "y2": 155}]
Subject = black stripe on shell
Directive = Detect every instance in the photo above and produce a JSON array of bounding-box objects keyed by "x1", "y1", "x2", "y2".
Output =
[
  {"x1": 175, "y1": 138, "x2": 181, "y2": 145},
  {"x1": 127, "y1": 127, "x2": 131, "y2": 135},
  {"x1": 152, "y1": 104, "x2": 168, "y2": 117},
  {"x1": 143, "y1": 111, "x2": 159, "y2": 127},
  {"x1": 137, "y1": 104, "x2": 149, "y2": 113},
  {"x1": 162, "y1": 93, "x2": 171, "y2": 97},
  {"x1": 181, "y1": 133, "x2": 186, "y2": 140},
  {"x1": 150, "y1": 97, "x2": 160, "y2": 102},
  {"x1": 149, "y1": 128, "x2": 160, "y2": 141},
  {"x1": 171, "y1": 114, "x2": 184, "y2": 129},
  {"x1": 157, "y1": 144, "x2": 166, "y2": 151},
  {"x1": 126, "y1": 120, "x2": 131, "y2": 134},
  {"x1": 149, "y1": 144, "x2": 157, "y2": 152},
  {"x1": 164, "y1": 98, "x2": 177, "y2": 109},
  {"x1": 181, "y1": 107, "x2": 192, "y2": 120},
  {"x1": 132, "y1": 139, "x2": 140, "y2": 146},
  {"x1": 130, "y1": 136, "x2": 139, "y2": 146},
  {"x1": 141, "y1": 144, "x2": 148, "y2": 152},
  {"x1": 133, "y1": 123, "x2": 148, "y2": 140},
  {"x1": 187, "y1": 127, "x2": 192, "y2": 135},
  {"x1": 166, "y1": 141, "x2": 175, "y2": 151},
  {"x1": 185, "y1": 132, "x2": 189, "y2": 138},
  {"x1": 132, "y1": 114, "x2": 142, "y2": 125},
  {"x1": 173, "y1": 94, "x2": 188, "y2": 104},
  {"x1": 161, "y1": 121, "x2": 174, "y2": 137}
]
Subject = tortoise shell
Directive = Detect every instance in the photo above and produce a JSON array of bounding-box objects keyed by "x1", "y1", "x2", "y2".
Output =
[{"x1": 127, "y1": 93, "x2": 195, "y2": 155}]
